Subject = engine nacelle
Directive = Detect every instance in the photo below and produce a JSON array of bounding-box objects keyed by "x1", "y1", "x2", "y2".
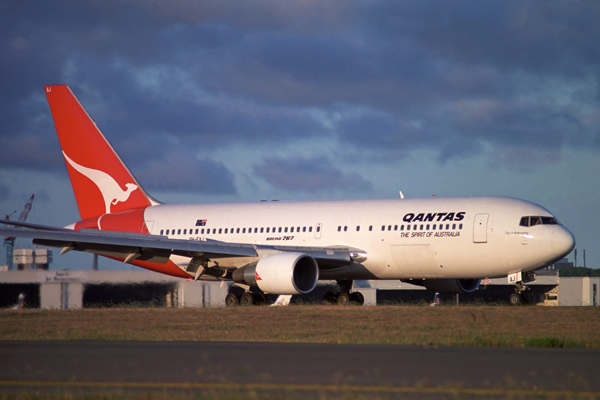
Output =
[
  {"x1": 232, "y1": 252, "x2": 319, "y2": 295},
  {"x1": 421, "y1": 279, "x2": 481, "y2": 294}
]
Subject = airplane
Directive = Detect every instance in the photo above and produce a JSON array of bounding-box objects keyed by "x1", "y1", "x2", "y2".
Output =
[{"x1": 0, "y1": 85, "x2": 575, "y2": 306}]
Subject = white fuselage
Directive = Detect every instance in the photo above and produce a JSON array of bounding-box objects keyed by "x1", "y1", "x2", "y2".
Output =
[{"x1": 143, "y1": 196, "x2": 575, "y2": 281}]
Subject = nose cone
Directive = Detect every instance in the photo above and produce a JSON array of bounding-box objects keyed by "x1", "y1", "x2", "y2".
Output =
[{"x1": 551, "y1": 227, "x2": 575, "y2": 259}]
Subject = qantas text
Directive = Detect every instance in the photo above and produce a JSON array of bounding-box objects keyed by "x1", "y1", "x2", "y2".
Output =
[{"x1": 402, "y1": 212, "x2": 465, "y2": 223}]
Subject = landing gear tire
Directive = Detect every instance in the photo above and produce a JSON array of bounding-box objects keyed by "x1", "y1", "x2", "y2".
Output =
[
  {"x1": 225, "y1": 293, "x2": 239, "y2": 307},
  {"x1": 240, "y1": 292, "x2": 255, "y2": 306},
  {"x1": 350, "y1": 292, "x2": 365, "y2": 305},
  {"x1": 337, "y1": 292, "x2": 351, "y2": 305},
  {"x1": 508, "y1": 292, "x2": 522, "y2": 306}
]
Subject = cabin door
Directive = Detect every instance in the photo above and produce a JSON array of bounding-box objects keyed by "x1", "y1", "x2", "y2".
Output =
[
  {"x1": 314, "y1": 223, "x2": 322, "y2": 239},
  {"x1": 473, "y1": 214, "x2": 489, "y2": 243}
]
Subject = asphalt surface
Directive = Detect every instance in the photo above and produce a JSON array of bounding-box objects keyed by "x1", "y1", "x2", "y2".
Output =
[{"x1": 1, "y1": 341, "x2": 599, "y2": 397}]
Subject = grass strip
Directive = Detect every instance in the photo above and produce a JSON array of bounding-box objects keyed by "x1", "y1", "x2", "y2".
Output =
[{"x1": 1, "y1": 305, "x2": 599, "y2": 347}]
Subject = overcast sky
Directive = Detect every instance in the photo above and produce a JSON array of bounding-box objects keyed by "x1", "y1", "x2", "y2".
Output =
[{"x1": 1, "y1": 1, "x2": 598, "y2": 271}]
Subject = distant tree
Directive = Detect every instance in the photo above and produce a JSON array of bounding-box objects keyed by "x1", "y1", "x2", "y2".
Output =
[{"x1": 559, "y1": 266, "x2": 600, "y2": 277}]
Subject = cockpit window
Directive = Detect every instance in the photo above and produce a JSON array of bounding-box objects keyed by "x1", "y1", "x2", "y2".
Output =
[
  {"x1": 519, "y1": 216, "x2": 558, "y2": 227},
  {"x1": 519, "y1": 217, "x2": 528, "y2": 227},
  {"x1": 541, "y1": 216, "x2": 558, "y2": 225}
]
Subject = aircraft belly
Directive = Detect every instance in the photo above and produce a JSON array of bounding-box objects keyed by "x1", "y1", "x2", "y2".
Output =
[{"x1": 318, "y1": 263, "x2": 378, "y2": 280}]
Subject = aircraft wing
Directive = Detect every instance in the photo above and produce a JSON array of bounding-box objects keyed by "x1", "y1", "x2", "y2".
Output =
[
  {"x1": 0, "y1": 221, "x2": 355, "y2": 268},
  {"x1": 0, "y1": 222, "x2": 257, "y2": 263}
]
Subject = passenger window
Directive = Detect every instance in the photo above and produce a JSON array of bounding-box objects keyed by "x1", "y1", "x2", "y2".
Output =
[
  {"x1": 369, "y1": 225, "x2": 373, "y2": 231},
  {"x1": 426, "y1": 224, "x2": 430, "y2": 230},
  {"x1": 420, "y1": 225, "x2": 423, "y2": 230},
  {"x1": 284, "y1": 227, "x2": 288, "y2": 233},
  {"x1": 459, "y1": 223, "x2": 463, "y2": 229},
  {"x1": 160, "y1": 230, "x2": 164, "y2": 235},
  {"x1": 260, "y1": 227, "x2": 264, "y2": 233},
  {"x1": 400, "y1": 225, "x2": 404, "y2": 231},
  {"x1": 388, "y1": 225, "x2": 392, "y2": 231},
  {"x1": 316, "y1": 226, "x2": 321, "y2": 232},
  {"x1": 297, "y1": 227, "x2": 301, "y2": 232},
  {"x1": 407, "y1": 225, "x2": 411, "y2": 231},
  {"x1": 201, "y1": 229, "x2": 205, "y2": 234},
  {"x1": 242, "y1": 228, "x2": 246, "y2": 234},
  {"x1": 344, "y1": 226, "x2": 348, "y2": 232},
  {"x1": 356, "y1": 226, "x2": 360, "y2": 232},
  {"x1": 278, "y1": 227, "x2": 282, "y2": 233},
  {"x1": 394, "y1": 225, "x2": 398, "y2": 231},
  {"x1": 338, "y1": 226, "x2": 341, "y2": 232},
  {"x1": 445, "y1": 224, "x2": 449, "y2": 230},
  {"x1": 224, "y1": 228, "x2": 228, "y2": 234},
  {"x1": 178, "y1": 229, "x2": 181, "y2": 235},
  {"x1": 291, "y1": 227, "x2": 294, "y2": 233},
  {"x1": 452, "y1": 224, "x2": 456, "y2": 230},
  {"x1": 219, "y1": 228, "x2": 222, "y2": 234},
  {"x1": 432, "y1": 224, "x2": 436, "y2": 230},
  {"x1": 254, "y1": 228, "x2": 258, "y2": 233},
  {"x1": 309, "y1": 227, "x2": 313, "y2": 232},
  {"x1": 266, "y1": 227, "x2": 270, "y2": 233}
]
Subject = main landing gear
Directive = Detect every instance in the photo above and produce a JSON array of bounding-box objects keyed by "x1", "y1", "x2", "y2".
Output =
[
  {"x1": 323, "y1": 280, "x2": 365, "y2": 306},
  {"x1": 225, "y1": 291, "x2": 267, "y2": 306}
]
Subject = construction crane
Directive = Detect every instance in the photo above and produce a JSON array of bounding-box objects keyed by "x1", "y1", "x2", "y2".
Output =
[{"x1": 3, "y1": 194, "x2": 34, "y2": 270}]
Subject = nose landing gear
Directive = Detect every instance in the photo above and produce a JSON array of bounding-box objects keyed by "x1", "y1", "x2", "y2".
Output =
[
  {"x1": 508, "y1": 290, "x2": 523, "y2": 306},
  {"x1": 507, "y1": 271, "x2": 536, "y2": 305}
]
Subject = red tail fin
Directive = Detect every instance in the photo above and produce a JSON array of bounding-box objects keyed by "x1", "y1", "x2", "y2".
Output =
[{"x1": 45, "y1": 85, "x2": 155, "y2": 220}]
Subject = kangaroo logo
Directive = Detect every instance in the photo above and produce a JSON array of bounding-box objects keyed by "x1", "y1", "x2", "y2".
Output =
[{"x1": 63, "y1": 151, "x2": 138, "y2": 214}]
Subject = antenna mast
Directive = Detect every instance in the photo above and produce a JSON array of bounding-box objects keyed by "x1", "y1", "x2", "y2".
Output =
[{"x1": 3, "y1": 194, "x2": 34, "y2": 270}]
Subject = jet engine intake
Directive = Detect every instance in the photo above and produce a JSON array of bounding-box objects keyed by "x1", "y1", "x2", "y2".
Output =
[
  {"x1": 421, "y1": 278, "x2": 481, "y2": 294},
  {"x1": 232, "y1": 252, "x2": 319, "y2": 295}
]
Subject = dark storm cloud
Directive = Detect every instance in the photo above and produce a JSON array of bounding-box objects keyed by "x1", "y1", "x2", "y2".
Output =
[
  {"x1": 254, "y1": 156, "x2": 373, "y2": 193},
  {"x1": 1, "y1": 0, "x2": 599, "y2": 192},
  {"x1": 133, "y1": 150, "x2": 237, "y2": 195},
  {"x1": 395, "y1": 1, "x2": 600, "y2": 78}
]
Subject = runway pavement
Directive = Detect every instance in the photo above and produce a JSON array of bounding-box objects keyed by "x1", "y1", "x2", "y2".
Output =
[{"x1": 1, "y1": 341, "x2": 599, "y2": 397}]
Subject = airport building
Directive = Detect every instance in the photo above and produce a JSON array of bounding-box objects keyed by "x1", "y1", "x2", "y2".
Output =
[{"x1": 0, "y1": 253, "x2": 598, "y2": 308}]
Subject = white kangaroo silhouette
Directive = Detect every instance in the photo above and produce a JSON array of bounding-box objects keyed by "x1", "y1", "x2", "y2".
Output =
[{"x1": 63, "y1": 151, "x2": 138, "y2": 214}]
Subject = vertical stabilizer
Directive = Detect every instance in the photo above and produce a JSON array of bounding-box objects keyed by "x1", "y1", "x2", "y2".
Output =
[{"x1": 45, "y1": 85, "x2": 155, "y2": 220}]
